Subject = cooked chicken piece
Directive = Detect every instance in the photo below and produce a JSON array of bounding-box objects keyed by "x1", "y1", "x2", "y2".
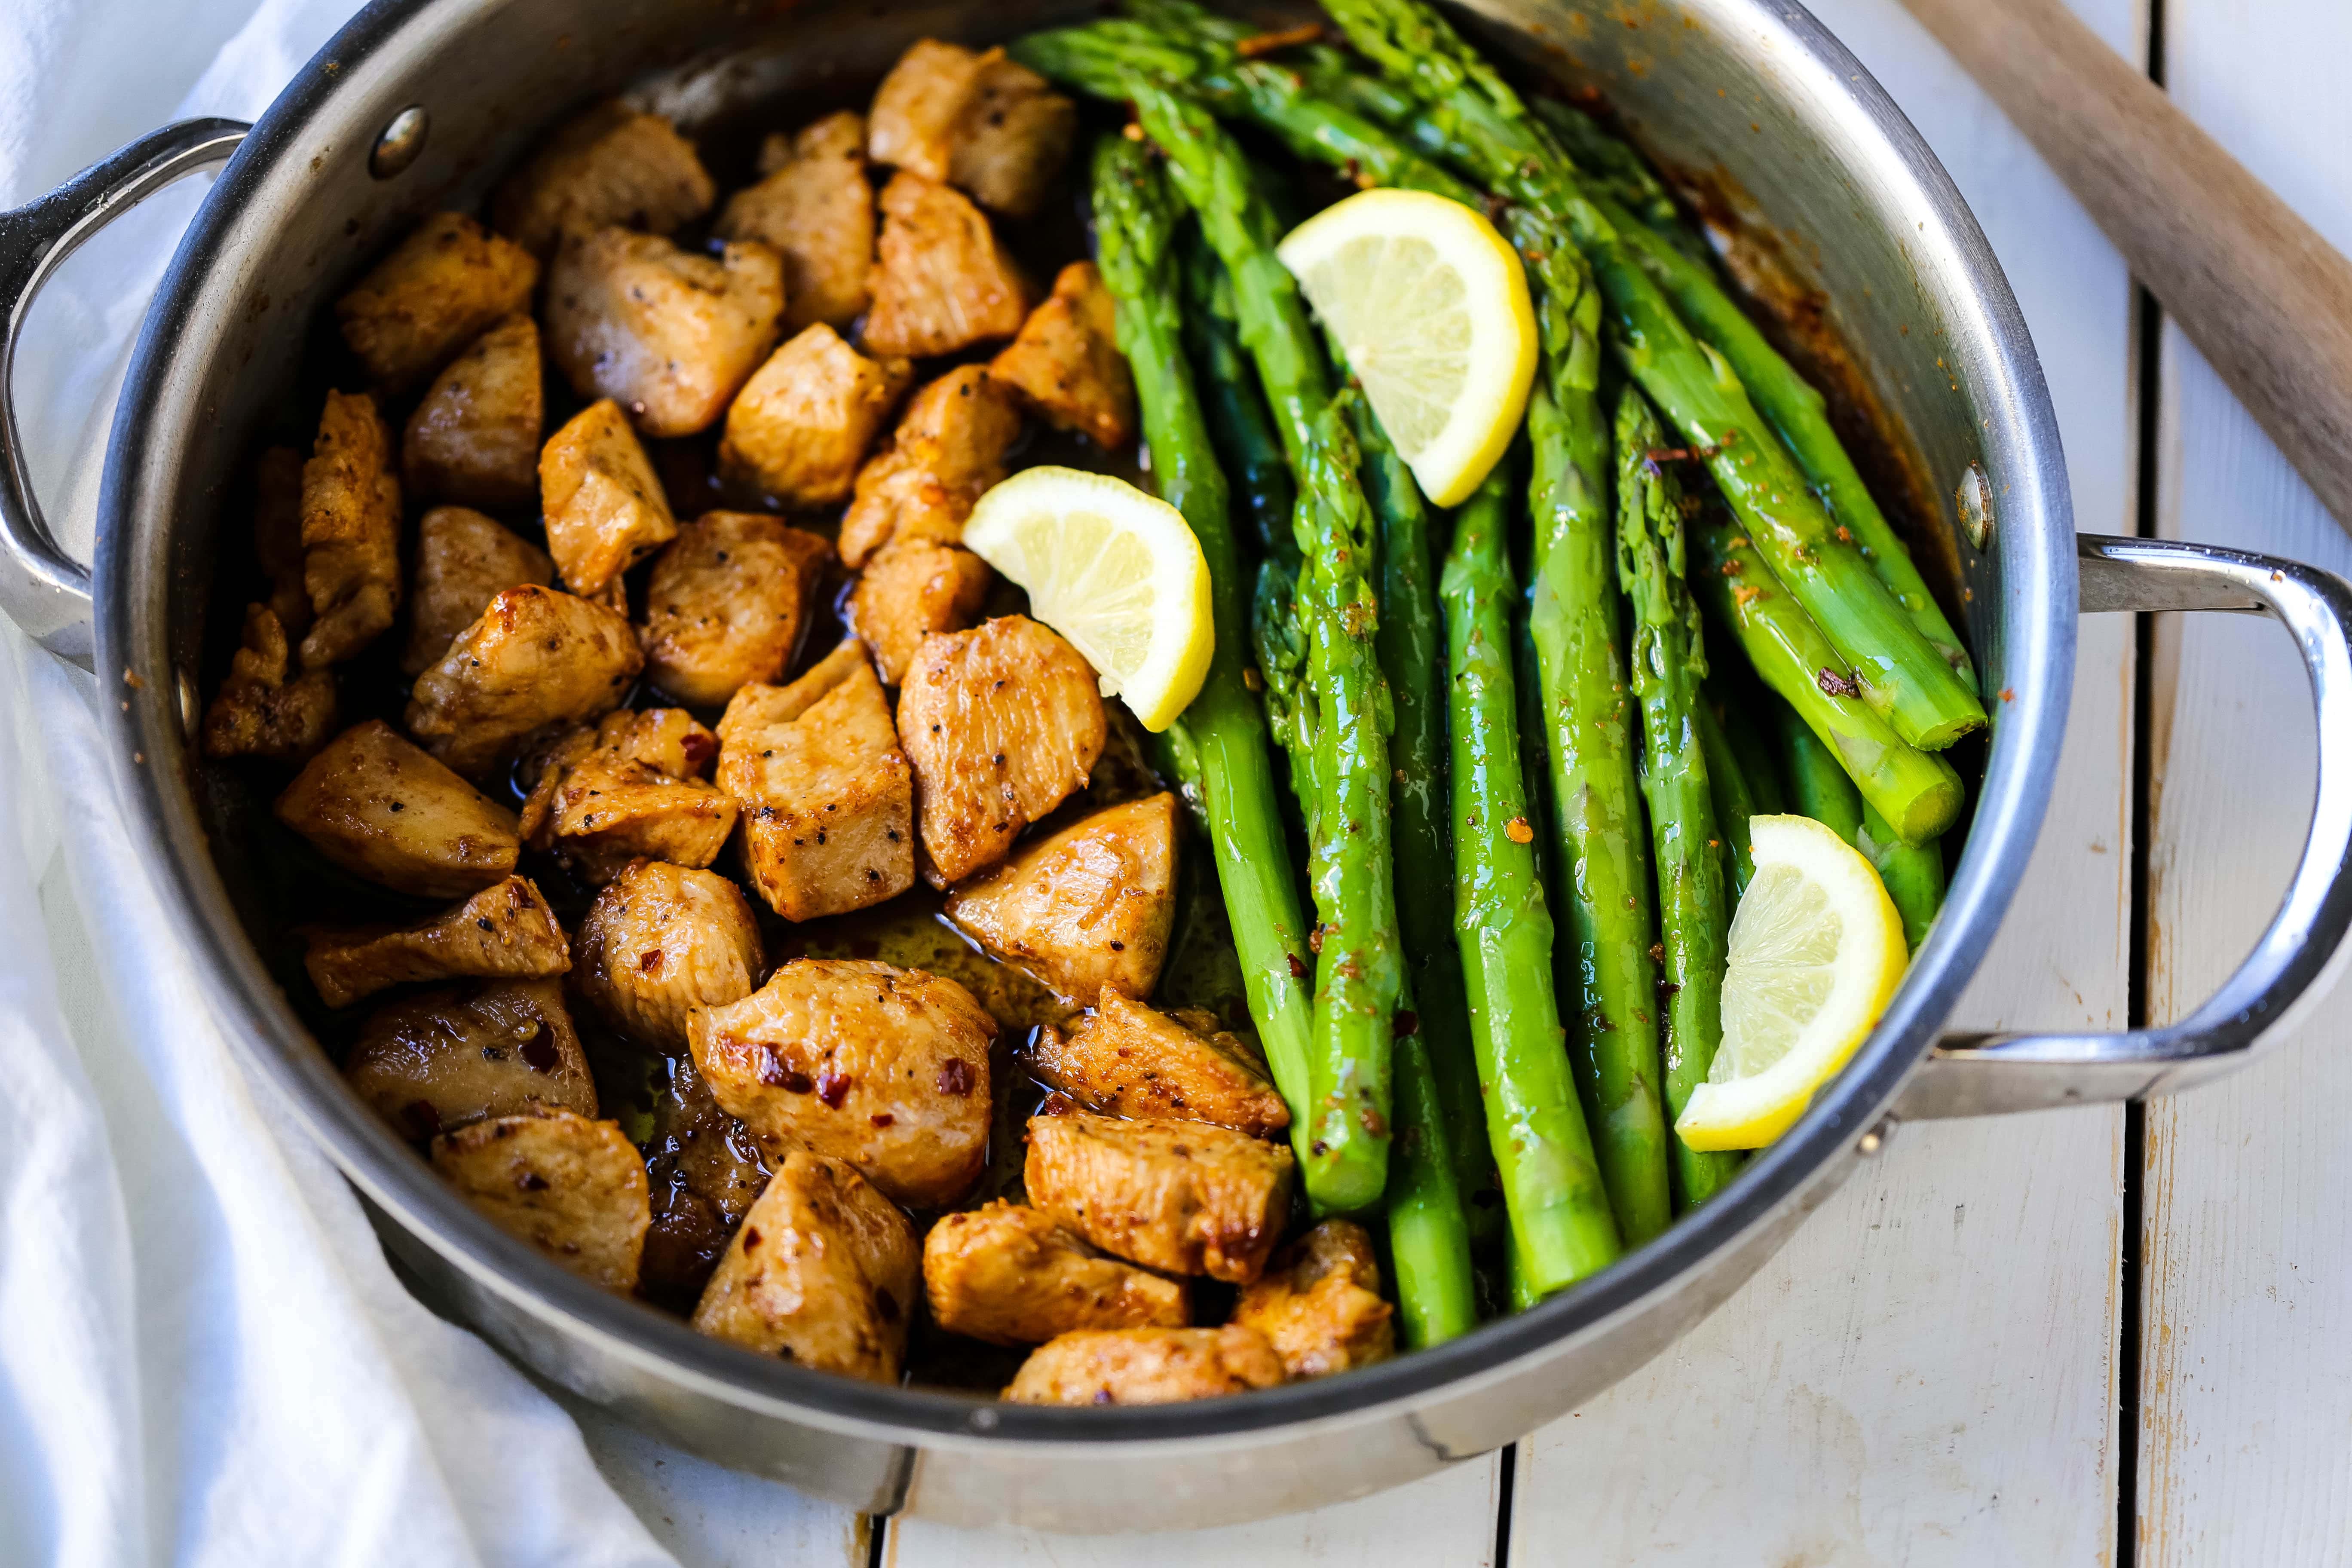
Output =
[
  {"x1": 539, "y1": 398, "x2": 678, "y2": 599},
  {"x1": 432, "y1": 1109, "x2": 650, "y2": 1293},
  {"x1": 402, "y1": 315, "x2": 544, "y2": 508},
  {"x1": 947, "y1": 794, "x2": 1179, "y2": 1002},
  {"x1": 1230, "y1": 1219, "x2": 1395, "y2": 1380},
  {"x1": 717, "y1": 326, "x2": 912, "y2": 507},
  {"x1": 949, "y1": 57, "x2": 1077, "y2": 218},
  {"x1": 345, "y1": 977, "x2": 596, "y2": 1141},
  {"x1": 639, "y1": 1053, "x2": 773, "y2": 1308},
  {"x1": 303, "y1": 875, "x2": 570, "y2": 1009},
  {"x1": 400, "y1": 506, "x2": 555, "y2": 676},
  {"x1": 924, "y1": 1200, "x2": 1188, "y2": 1347},
  {"x1": 276, "y1": 720, "x2": 520, "y2": 897},
  {"x1": 404, "y1": 585, "x2": 642, "y2": 778},
  {"x1": 572, "y1": 860, "x2": 764, "y2": 1048},
  {"x1": 862, "y1": 173, "x2": 1028, "y2": 359},
  {"x1": 689, "y1": 958, "x2": 995, "y2": 1207},
  {"x1": 691, "y1": 1152, "x2": 919, "y2": 1382},
  {"x1": 490, "y1": 101, "x2": 716, "y2": 259},
  {"x1": 990, "y1": 262, "x2": 1136, "y2": 450},
  {"x1": 334, "y1": 212, "x2": 539, "y2": 390},
  {"x1": 201, "y1": 603, "x2": 337, "y2": 763},
  {"x1": 1004, "y1": 1326, "x2": 1285, "y2": 1406},
  {"x1": 546, "y1": 228, "x2": 783, "y2": 440},
  {"x1": 848, "y1": 537, "x2": 993, "y2": 688},
  {"x1": 897, "y1": 615, "x2": 1108, "y2": 885},
  {"x1": 837, "y1": 364, "x2": 1023, "y2": 569},
  {"x1": 1029, "y1": 990, "x2": 1290, "y2": 1136},
  {"x1": 717, "y1": 110, "x2": 874, "y2": 333},
  {"x1": 297, "y1": 390, "x2": 402, "y2": 669},
  {"x1": 253, "y1": 445, "x2": 311, "y2": 637},
  {"x1": 717, "y1": 640, "x2": 914, "y2": 921},
  {"x1": 639, "y1": 510, "x2": 830, "y2": 707},
  {"x1": 516, "y1": 713, "x2": 737, "y2": 886},
  {"x1": 867, "y1": 40, "x2": 999, "y2": 182},
  {"x1": 1025, "y1": 1111, "x2": 1295, "y2": 1284}
]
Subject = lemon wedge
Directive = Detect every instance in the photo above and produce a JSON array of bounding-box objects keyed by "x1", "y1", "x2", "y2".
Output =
[
  {"x1": 1676, "y1": 814, "x2": 1909, "y2": 1151},
  {"x1": 1275, "y1": 188, "x2": 1537, "y2": 507},
  {"x1": 962, "y1": 466, "x2": 1213, "y2": 731}
]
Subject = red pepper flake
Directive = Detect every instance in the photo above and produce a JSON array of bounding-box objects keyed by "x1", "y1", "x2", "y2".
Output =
[
  {"x1": 1834, "y1": 525, "x2": 1854, "y2": 544},
  {"x1": 638, "y1": 948, "x2": 664, "y2": 974},
  {"x1": 1999, "y1": 686, "x2": 2015, "y2": 703},
  {"x1": 870, "y1": 1112, "x2": 895, "y2": 1128},
  {"x1": 1731, "y1": 583, "x2": 1764, "y2": 606},
  {"x1": 815, "y1": 1071, "x2": 851, "y2": 1108},
  {"x1": 1504, "y1": 816, "x2": 1535, "y2": 844},
  {"x1": 1286, "y1": 952, "x2": 1310, "y2": 980},
  {"x1": 937, "y1": 1058, "x2": 975, "y2": 1096},
  {"x1": 1360, "y1": 1106, "x2": 1388, "y2": 1137},
  {"x1": 1234, "y1": 20, "x2": 1321, "y2": 55},
  {"x1": 1817, "y1": 667, "x2": 1861, "y2": 698},
  {"x1": 1392, "y1": 1010, "x2": 1421, "y2": 1039},
  {"x1": 1308, "y1": 925, "x2": 1326, "y2": 954}
]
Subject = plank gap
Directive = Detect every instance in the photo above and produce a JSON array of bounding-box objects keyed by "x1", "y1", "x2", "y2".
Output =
[{"x1": 1491, "y1": 1441, "x2": 1517, "y2": 1568}]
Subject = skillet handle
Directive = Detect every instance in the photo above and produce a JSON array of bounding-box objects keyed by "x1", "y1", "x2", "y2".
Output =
[
  {"x1": 0, "y1": 119, "x2": 249, "y2": 670},
  {"x1": 1897, "y1": 532, "x2": 2352, "y2": 1118}
]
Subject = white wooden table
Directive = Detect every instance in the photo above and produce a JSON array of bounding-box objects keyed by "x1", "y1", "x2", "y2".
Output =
[{"x1": 560, "y1": 0, "x2": 2352, "y2": 1561}]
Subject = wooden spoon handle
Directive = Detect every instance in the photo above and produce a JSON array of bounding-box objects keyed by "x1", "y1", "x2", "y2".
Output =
[{"x1": 1899, "y1": 0, "x2": 2352, "y2": 533}]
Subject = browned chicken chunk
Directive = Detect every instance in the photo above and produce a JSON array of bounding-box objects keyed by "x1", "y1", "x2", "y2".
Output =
[
  {"x1": 716, "y1": 640, "x2": 914, "y2": 921},
  {"x1": 946, "y1": 793, "x2": 1179, "y2": 1002},
  {"x1": 1025, "y1": 1111, "x2": 1295, "y2": 1284},
  {"x1": 202, "y1": 603, "x2": 337, "y2": 763},
  {"x1": 691, "y1": 1152, "x2": 919, "y2": 1382},
  {"x1": 516, "y1": 710, "x2": 736, "y2": 885},
  {"x1": 401, "y1": 506, "x2": 555, "y2": 676},
  {"x1": 402, "y1": 315, "x2": 544, "y2": 508},
  {"x1": 848, "y1": 537, "x2": 993, "y2": 688},
  {"x1": 990, "y1": 261, "x2": 1136, "y2": 450},
  {"x1": 303, "y1": 875, "x2": 570, "y2": 1009},
  {"x1": 432, "y1": 1109, "x2": 650, "y2": 1293},
  {"x1": 923, "y1": 1201, "x2": 1188, "y2": 1347},
  {"x1": 862, "y1": 173, "x2": 1028, "y2": 359},
  {"x1": 837, "y1": 364, "x2": 1022, "y2": 569},
  {"x1": 1029, "y1": 989, "x2": 1290, "y2": 1136},
  {"x1": 253, "y1": 445, "x2": 311, "y2": 637},
  {"x1": 334, "y1": 212, "x2": 539, "y2": 390},
  {"x1": 405, "y1": 585, "x2": 643, "y2": 778},
  {"x1": 689, "y1": 959, "x2": 995, "y2": 1207},
  {"x1": 716, "y1": 326, "x2": 912, "y2": 507},
  {"x1": 1003, "y1": 1326, "x2": 1285, "y2": 1406},
  {"x1": 275, "y1": 720, "x2": 520, "y2": 897},
  {"x1": 866, "y1": 40, "x2": 999, "y2": 181},
  {"x1": 539, "y1": 398, "x2": 678, "y2": 599},
  {"x1": 1230, "y1": 1220, "x2": 1396, "y2": 1381},
  {"x1": 572, "y1": 860, "x2": 765, "y2": 1048},
  {"x1": 490, "y1": 101, "x2": 716, "y2": 259},
  {"x1": 298, "y1": 390, "x2": 402, "y2": 669},
  {"x1": 639, "y1": 510, "x2": 830, "y2": 707},
  {"x1": 897, "y1": 615, "x2": 1108, "y2": 885},
  {"x1": 546, "y1": 228, "x2": 784, "y2": 439},
  {"x1": 949, "y1": 56, "x2": 1077, "y2": 219},
  {"x1": 345, "y1": 977, "x2": 596, "y2": 1141},
  {"x1": 639, "y1": 1054, "x2": 773, "y2": 1308},
  {"x1": 716, "y1": 110, "x2": 874, "y2": 333}
]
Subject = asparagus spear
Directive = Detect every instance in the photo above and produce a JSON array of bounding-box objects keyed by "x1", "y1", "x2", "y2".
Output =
[
  {"x1": 1697, "y1": 705, "x2": 1760, "y2": 897},
  {"x1": 1528, "y1": 96, "x2": 1712, "y2": 266},
  {"x1": 1181, "y1": 234, "x2": 1297, "y2": 570},
  {"x1": 1527, "y1": 368, "x2": 1675, "y2": 1247},
  {"x1": 1387, "y1": 997, "x2": 1479, "y2": 1346},
  {"x1": 1125, "y1": 81, "x2": 1408, "y2": 1210},
  {"x1": 1778, "y1": 714, "x2": 1866, "y2": 841},
  {"x1": 1092, "y1": 135, "x2": 1320, "y2": 1169},
  {"x1": 1443, "y1": 459, "x2": 1623, "y2": 1293},
  {"x1": 1311, "y1": 0, "x2": 1987, "y2": 751},
  {"x1": 1614, "y1": 386, "x2": 1743, "y2": 1213},
  {"x1": 1771, "y1": 704, "x2": 1944, "y2": 949},
  {"x1": 1686, "y1": 509, "x2": 1965, "y2": 843}
]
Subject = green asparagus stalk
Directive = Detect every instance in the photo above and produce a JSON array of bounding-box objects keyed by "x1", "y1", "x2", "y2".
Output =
[
  {"x1": 1771, "y1": 700, "x2": 1944, "y2": 948},
  {"x1": 1443, "y1": 459, "x2": 1622, "y2": 1293},
  {"x1": 1696, "y1": 705, "x2": 1760, "y2": 897},
  {"x1": 1528, "y1": 96, "x2": 1712, "y2": 265},
  {"x1": 1777, "y1": 713, "x2": 1866, "y2": 842},
  {"x1": 1180, "y1": 234, "x2": 1297, "y2": 570},
  {"x1": 1712, "y1": 680, "x2": 1787, "y2": 816},
  {"x1": 1614, "y1": 386, "x2": 1742, "y2": 1212},
  {"x1": 1526, "y1": 370, "x2": 1675, "y2": 1247},
  {"x1": 1387, "y1": 992, "x2": 1479, "y2": 1346},
  {"x1": 1687, "y1": 510, "x2": 1965, "y2": 843},
  {"x1": 1092, "y1": 135, "x2": 1319, "y2": 1169},
  {"x1": 1310, "y1": 0, "x2": 1987, "y2": 750}
]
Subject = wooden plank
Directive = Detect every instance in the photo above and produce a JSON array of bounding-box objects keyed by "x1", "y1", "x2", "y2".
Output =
[
  {"x1": 1511, "y1": 0, "x2": 2136, "y2": 1559},
  {"x1": 884, "y1": 1450, "x2": 1502, "y2": 1567},
  {"x1": 2138, "y1": 0, "x2": 2352, "y2": 1559}
]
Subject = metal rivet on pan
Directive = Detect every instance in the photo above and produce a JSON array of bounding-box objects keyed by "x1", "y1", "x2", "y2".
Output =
[
  {"x1": 968, "y1": 1406, "x2": 999, "y2": 1432},
  {"x1": 177, "y1": 669, "x2": 199, "y2": 738},
  {"x1": 370, "y1": 106, "x2": 429, "y2": 180},
  {"x1": 1956, "y1": 461, "x2": 1994, "y2": 551},
  {"x1": 1856, "y1": 1114, "x2": 1897, "y2": 1158}
]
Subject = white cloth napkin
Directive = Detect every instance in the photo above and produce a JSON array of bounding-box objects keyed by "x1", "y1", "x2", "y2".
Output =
[{"x1": 0, "y1": 3, "x2": 736, "y2": 1565}]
